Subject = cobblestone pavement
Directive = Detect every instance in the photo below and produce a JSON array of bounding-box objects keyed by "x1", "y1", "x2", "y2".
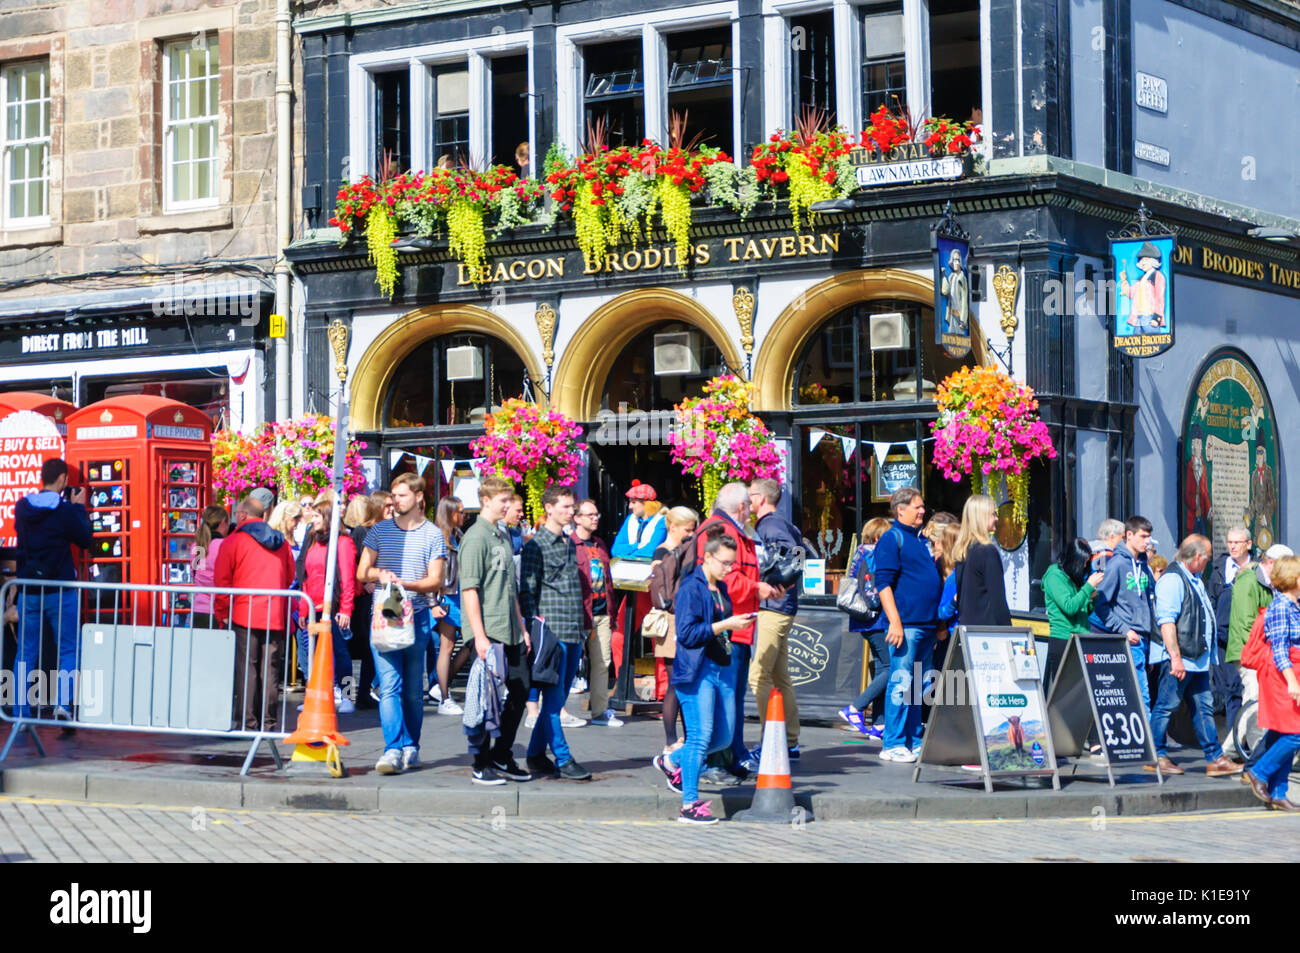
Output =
[{"x1": 0, "y1": 795, "x2": 1294, "y2": 862}]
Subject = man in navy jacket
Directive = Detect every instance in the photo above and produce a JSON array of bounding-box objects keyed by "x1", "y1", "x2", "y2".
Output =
[
  {"x1": 873, "y1": 486, "x2": 941, "y2": 763},
  {"x1": 14, "y1": 458, "x2": 92, "y2": 718}
]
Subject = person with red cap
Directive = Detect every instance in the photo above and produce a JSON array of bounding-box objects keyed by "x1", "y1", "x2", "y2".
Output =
[{"x1": 611, "y1": 480, "x2": 667, "y2": 559}]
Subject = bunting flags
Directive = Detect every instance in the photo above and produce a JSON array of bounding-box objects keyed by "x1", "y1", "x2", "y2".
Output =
[
  {"x1": 903, "y1": 440, "x2": 918, "y2": 462},
  {"x1": 872, "y1": 441, "x2": 891, "y2": 469},
  {"x1": 808, "y1": 428, "x2": 827, "y2": 452},
  {"x1": 840, "y1": 436, "x2": 858, "y2": 459}
]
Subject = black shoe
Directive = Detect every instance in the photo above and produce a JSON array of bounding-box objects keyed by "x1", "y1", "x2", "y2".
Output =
[
  {"x1": 526, "y1": 754, "x2": 559, "y2": 777},
  {"x1": 492, "y1": 758, "x2": 533, "y2": 782},
  {"x1": 701, "y1": 766, "x2": 741, "y2": 787},
  {"x1": 557, "y1": 759, "x2": 592, "y2": 781},
  {"x1": 472, "y1": 765, "x2": 506, "y2": 786}
]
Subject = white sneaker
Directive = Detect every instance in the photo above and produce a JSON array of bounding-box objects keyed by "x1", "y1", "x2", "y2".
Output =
[
  {"x1": 401, "y1": 746, "x2": 419, "y2": 770},
  {"x1": 590, "y1": 708, "x2": 624, "y2": 727},
  {"x1": 569, "y1": 677, "x2": 588, "y2": 696},
  {"x1": 428, "y1": 684, "x2": 442, "y2": 704},
  {"x1": 560, "y1": 709, "x2": 585, "y2": 728},
  {"x1": 879, "y1": 746, "x2": 918, "y2": 763},
  {"x1": 375, "y1": 750, "x2": 403, "y2": 775},
  {"x1": 438, "y1": 698, "x2": 464, "y2": 716},
  {"x1": 334, "y1": 687, "x2": 355, "y2": 714}
]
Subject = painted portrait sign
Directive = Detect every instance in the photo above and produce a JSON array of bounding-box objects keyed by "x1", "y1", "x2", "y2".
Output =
[
  {"x1": 1111, "y1": 234, "x2": 1175, "y2": 357},
  {"x1": 933, "y1": 235, "x2": 972, "y2": 358},
  {"x1": 1181, "y1": 349, "x2": 1279, "y2": 554}
]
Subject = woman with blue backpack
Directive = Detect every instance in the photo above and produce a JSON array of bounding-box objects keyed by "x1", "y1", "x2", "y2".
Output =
[{"x1": 838, "y1": 517, "x2": 894, "y2": 737}]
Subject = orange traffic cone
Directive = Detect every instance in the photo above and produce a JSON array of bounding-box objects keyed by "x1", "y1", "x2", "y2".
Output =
[
  {"x1": 282, "y1": 620, "x2": 349, "y2": 777},
  {"x1": 733, "y1": 689, "x2": 810, "y2": 823}
]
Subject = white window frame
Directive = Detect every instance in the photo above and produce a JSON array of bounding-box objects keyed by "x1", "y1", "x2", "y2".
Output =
[
  {"x1": 1, "y1": 60, "x2": 51, "y2": 229},
  {"x1": 348, "y1": 32, "x2": 534, "y2": 182},
  {"x1": 162, "y1": 36, "x2": 221, "y2": 213},
  {"x1": 555, "y1": 3, "x2": 740, "y2": 159}
]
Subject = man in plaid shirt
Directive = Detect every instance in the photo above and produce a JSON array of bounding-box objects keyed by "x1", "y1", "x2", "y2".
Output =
[{"x1": 522, "y1": 485, "x2": 594, "y2": 781}]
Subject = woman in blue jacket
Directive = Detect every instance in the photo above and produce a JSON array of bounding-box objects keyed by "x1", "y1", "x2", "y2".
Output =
[{"x1": 652, "y1": 530, "x2": 755, "y2": 825}]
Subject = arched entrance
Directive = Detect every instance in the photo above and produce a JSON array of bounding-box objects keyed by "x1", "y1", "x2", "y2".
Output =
[
  {"x1": 351, "y1": 304, "x2": 544, "y2": 511},
  {"x1": 553, "y1": 288, "x2": 744, "y2": 530}
]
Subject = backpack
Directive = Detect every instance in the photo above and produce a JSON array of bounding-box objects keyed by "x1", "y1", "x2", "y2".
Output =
[{"x1": 649, "y1": 531, "x2": 701, "y2": 613}]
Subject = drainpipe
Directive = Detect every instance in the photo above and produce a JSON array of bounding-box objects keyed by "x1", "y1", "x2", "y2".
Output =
[{"x1": 273, "y1": 0, "x2": 292, "y2": 421}]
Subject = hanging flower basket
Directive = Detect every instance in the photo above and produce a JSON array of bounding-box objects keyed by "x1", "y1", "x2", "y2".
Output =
[
  {"x1": 668, "y1": 374, "x2": 783, "y2": 513},
  {"x1": 211, "y1": 416, "x2": 368, "y2": 508},
  {"x1": 469, "y1": 399, "x2": 587, "y2": 524},
  {"x1": 929, "y1": 366, "x2": 1056, "y2": 531}
]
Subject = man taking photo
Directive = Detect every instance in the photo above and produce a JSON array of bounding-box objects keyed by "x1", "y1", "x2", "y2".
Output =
[{"x1": 14, "y1": 459, "x2": 92, "y2": 719}]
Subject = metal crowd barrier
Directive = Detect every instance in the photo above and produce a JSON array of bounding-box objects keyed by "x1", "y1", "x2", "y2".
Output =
[{"x1": 0, "y1": 578, "x2": 318, "y2": 776}]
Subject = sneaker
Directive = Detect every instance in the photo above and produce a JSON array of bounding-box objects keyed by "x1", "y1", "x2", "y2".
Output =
[
  {"x1": 788, "y1": 744, "x2": 800, "y2": 761},
  {"x1": 701, "y1": 766, "x2": 741, "y2": 787},
  {"x1": 879, "y1": 746, "x2": 918, "y2": 763},
  {"x1": 678, "y1": 799, "x2": 719, "y2": 825},
  {"x1": 739, "y1": 754, "x2": 760, "y2": 773},
  {"x1": 557, "y1": 759, "x2": 593, "y2": 781},
  {"x1": 652, "y1": 754, "x2": 682, "y2": 793},
  {"x1": 865, "y1": 724, "x2": 885, "y2": 741},
  {"x1": 491, "y1": 758, "x2": 533, "y2": 782},
  {"x1": 560, "y1": 709, "x2": 585, "y2": 728},
  {"x1": 401, "y1": 746, "x2": 420, "y2": 770},
  {"x1": 375, "y1": 749, "x2": 404, "y2": 775},
  {"x1": 334, "y1": 688, "x2": 355, "y2": 715},
  {"x1": 438, "y1": 698, "x2": 464, "y2": 716},
  {"x1": 472, "y1": 765, "x2": 506, "y2": 786},
  {"x1": 569, "y1": 676, "x2": 588, "y2": 695},
  {"x1": 428, "y1": 684, "x2": 443, "y2": 704},
  {"x1": 526, "y1": 753, "x2": 559, "y2": 777},
  {"x1": 369, "y1": 686, "x2": 380, "y2": 704},
  {"x1": 838, "y1": 705, "x2": 868, "y2": 733},
  {"x1": 590, "y1": 709, "x2": 624, "y2": 727}
]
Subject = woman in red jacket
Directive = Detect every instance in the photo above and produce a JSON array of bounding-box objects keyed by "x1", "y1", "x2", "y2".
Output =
[
  {"x1": 1244, "y1": 555, "x2": 1300, "y2": 811},
  {"x1": 295, "y1": 490, "x2": 357, "y2": 713}
]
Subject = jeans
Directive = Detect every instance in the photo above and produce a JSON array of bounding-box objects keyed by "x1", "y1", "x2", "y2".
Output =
[
  {"x1": 527, "y1": 640, "x2": 583, "y2": 766},
  {"x1": 1210, "y1": 655, "x2": 1243, "y2": 748},
  {"x1": 297, "y1": 620, "x2": 354, "y2": 690},
  {"x1": 1248, "y1": 731, "x2": 1300, "y2": 801},
  {"x1": 883, "y1": 626, "x2": 936, "y2": 752},
  {"x1": 1129, "y1": 638, "x2": 1150, "y2": 714},
  {"x1": 666, "y1": 658, "x2": 736, "y2": 805},
  {"x1": 1148, "y1": 662, "x2": 1222, "y2": 761},
  {"x1": 853, "y1": 628, "x2": 890, "y2": 721},
  {"x1": 16, "y1": 588, "x2": 79, "y2": 714},
  {"x1": 728, "y1": 641, "x2": 752, "y2": 760},
  {"x1": 466, "y1": 642, "x2": 530, "y2": 768},
  {"x1": 371, "y1": 607, "x2": 433, "y2": 752}
]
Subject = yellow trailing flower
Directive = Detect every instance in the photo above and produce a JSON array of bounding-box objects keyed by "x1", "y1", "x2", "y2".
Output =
[
  {"x1": 447, "y1": 199, "x2": 488, "y2": 284},
  {"x1": 365, "y1": 204, "x2": 399, "y2": 299},
  {"x1": 657, "y1": 177, "x2": 694, "y2": 274}
]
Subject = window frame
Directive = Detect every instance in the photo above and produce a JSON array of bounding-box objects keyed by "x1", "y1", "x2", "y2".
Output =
[
  {"x1": 162, "y1": 36, "x2": 221, "y2": 213},
  {"x1": 348, "y1": 33, "x2": 534, "y2": 183},
  {"x1": 1, "y1": 59, "x2": 52, "y2": 229}
]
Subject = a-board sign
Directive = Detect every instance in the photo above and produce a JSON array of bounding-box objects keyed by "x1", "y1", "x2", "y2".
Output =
[
  {"x1": 1045, "y1": 633, "x2": 1161, "y2": 786},
  {"x1": 0, "y1": 410, "x2": 66, "y2": 548},
  {"x1": 915, "y1": 625, "x2": 1059, "y2": 792}
]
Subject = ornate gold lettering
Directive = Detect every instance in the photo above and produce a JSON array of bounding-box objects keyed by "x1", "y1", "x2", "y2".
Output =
[
  {"x1": 819, "y1": 232, "x2": 840, "y2": 254},
  {"x1": 743, "y1": 240, "x2": 761, "y2": 261},
  {"x1": 779, "y1": 236, "x2": 796, "y2": 258},
  {"x1": 546, "y1": 258, "x2": 564, "y2": 278},
  {"x1": 623, "y1": 249, "x2": 642, "y2": 271},
  {"x1": 694, "y1": 243, "x2": 710, "y2": 265},
  {"x1": 508, "y1": 261, "x2": 526, "y2": 281},
  {"x1": 724, "y1": 237, "x2": 743, "y2": 261}
]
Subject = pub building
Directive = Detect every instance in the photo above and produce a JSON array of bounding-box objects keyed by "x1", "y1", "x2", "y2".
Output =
[
  {"x1": 0, "y1": 281, "x2": 275, "y2": 433},
  {"x1": 289, "y1": 0, "x2": 1300, "y2": 714}
]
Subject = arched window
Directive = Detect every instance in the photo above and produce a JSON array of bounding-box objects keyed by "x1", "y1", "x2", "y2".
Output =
[
  {"x1": 598, "y1": 320, "x2": 727, "y2": 414},
  {"x1": 383, "y1": 331, "x2": 530, "y2": 429}
]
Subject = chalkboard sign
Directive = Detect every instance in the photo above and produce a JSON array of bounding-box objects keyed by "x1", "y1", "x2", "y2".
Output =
[
  {"x1": 1045, "y1": 633, "x2": 1162, "y2": 786},
  {"x1": 873, "y1": 453, "x2": 919, "y2": 502},
  {"x1": 915, "y1": 626, "x2": 1060, "y2": 792}
]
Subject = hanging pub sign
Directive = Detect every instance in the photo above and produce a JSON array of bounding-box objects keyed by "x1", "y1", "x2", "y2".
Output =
[
  {"x1": 1108, "y1": 203, "x2": 1177, "y2": 358},
  {"x1": 1181, "y1": 348, "x2": 1279, "y2": 553},
  {"x1": 931, "y1": 202, "x2": 972, "y2": 359}
]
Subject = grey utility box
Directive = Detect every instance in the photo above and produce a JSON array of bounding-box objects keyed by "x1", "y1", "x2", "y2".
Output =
[{"x1": 78, "y1": 624, "x2": 235, "y2": 731}]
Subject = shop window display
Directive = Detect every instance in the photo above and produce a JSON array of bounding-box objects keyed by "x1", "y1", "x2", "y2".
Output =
[{"x1": 383, "y1": 331, "x2": 530, "y2": 429}]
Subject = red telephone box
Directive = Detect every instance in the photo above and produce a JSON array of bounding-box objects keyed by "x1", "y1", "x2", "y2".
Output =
[
  {"x1": 0, "y1": 392, "x2": 75, "y2": 549},
  {"x1": 64, "y1": 397, "x2": 213, "y2": 606}
]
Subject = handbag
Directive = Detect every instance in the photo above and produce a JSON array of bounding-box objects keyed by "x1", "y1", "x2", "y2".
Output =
[
  {"x1": 370, "y1": 581, "x2": 415, "y2": 652},
  {"x1": 836, "y1": 546, "x2": 879, "y2": 619},
  {"x1": 760, "y1": 544, "x2": 805, "y2": 590},
  {"x1": 530, "y1": 616, "x2": 563, "y2": 686},
  {"x1": 1240, "y1": 607, "x2": 1270, "y2": 671},
  {"x1": 641, "y1": 607, "x2": 671, "y2": 638}
]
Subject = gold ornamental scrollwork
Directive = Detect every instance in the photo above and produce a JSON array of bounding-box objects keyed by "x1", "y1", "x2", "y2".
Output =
[
  {"x1": 535, "y1": 302, "x2": 557, "y2": 370},
  {"x1": 327, "y1": 319, "x2": 350, "y2": 383},
  {"x1": 992, "y1": 265, "x2": 1020, "y2": 340},
  {"x1": 732, "y1": 287, "x2": 755, "y2": 355}
]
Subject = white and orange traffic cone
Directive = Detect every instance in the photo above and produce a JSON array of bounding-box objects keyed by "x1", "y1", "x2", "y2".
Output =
[
  {"x1": 733, "y1": 689, "x2": 811, "y2": 823},
  {"x1": 282, "y1": 619, "x2": 350, "y2": 778}
]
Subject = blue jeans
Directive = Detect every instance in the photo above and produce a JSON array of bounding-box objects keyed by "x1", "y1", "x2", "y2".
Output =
[
  {"x1": 527, "y1": 640, "x2": 583, "y2": 766},
  {"x1": 729, "y1": 641, "x2": 751, "y2": 760},
  {"x1": 1129, "y1": 639, "x2": 1150, "y2": 713},
  {"x1": 16, "y1": 589, "x2": 79, "y2": 714},
  {"x1": 1248, "y1": 731, "x2": 1300, "y2": 801},
  {"x1": 667, "y1": 658, "x2": 736, "y2": 805},
  {"x1": 298, "y1": 621, "x2": 354, "y2": 690},
  {"x1": 853, "y1": 628, "x2": 889, "y2": 720},
  {"x1": 883, "y1": 626, "x2": 936, "y2": 752},
  {"x1": 371, "y1": 607, "x2": 432, "y2": 752},
  {"x1": 1148, "y1": 662, "x2": 1222, "y2": 761}
]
